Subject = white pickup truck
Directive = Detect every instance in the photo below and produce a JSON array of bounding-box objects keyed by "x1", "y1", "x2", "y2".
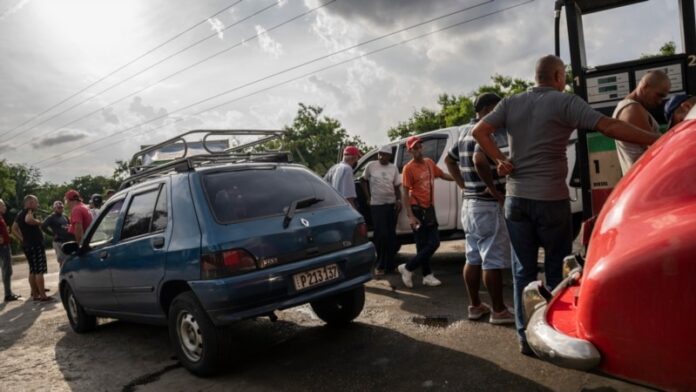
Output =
[{"x1": 353, "y1": 126, "x2": 583, "y2": 245}]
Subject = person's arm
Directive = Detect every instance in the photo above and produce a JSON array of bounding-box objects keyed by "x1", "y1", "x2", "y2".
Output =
[
  {"x1": 615, "y1": 104, "x2": 654, "y2": 134},
  {"x1": 359, "y1": 179, "x2": 370, "y2": 205},
  {"x1": 41, "y1": 217, "x2": 54, "y2": 237},
  {"x1": 473, "y1": 151, "x2": 505, "y2": 205},
  {"x1": 74, "y1": 223, "x2": 84, "y2": 243},
  {"x1": 11, "y1": 222, "x2": 22, "y2": 243},
  {"x1": 472, "y1": 121, "x2": 514, "y2": 176},
  {"x1": 595, "y1": 117, "x2": 660, "y2": 145},
  {"x1": 25, "y1": 210, "x2": 41, "y2": 226},
  {"x1": 445, "y1": 155, "x2": 465, "y2": 189},
  {"x1": 432, "y1": 160, "x2": 453, "y2": 181},
  {"x1": 401, "y1": 167, "x2": 419, "y2": 229}
]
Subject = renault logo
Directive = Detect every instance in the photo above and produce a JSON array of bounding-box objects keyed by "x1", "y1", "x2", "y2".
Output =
[{"x1": 300, "y1": 218, "x2": 310, "y2": 227}]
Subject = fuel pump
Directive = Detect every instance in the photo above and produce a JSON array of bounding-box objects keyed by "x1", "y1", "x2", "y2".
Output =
[{"x1": 555, "y1": 0, "x2": 696, "y2": 222}]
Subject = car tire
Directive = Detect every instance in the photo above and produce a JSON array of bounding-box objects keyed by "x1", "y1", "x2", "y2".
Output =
[
  {"x1": 310, "y1": 285, "x2": 365, "y2": 326},
  {"x1": 62, "y1": 284, "x2": 97, "y2": 333},
  {"x1": 168, "y1": 292, "x2": 232, "y2": 377}
]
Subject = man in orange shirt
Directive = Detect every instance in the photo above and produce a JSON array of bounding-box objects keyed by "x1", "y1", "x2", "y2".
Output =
[{"x1": 398, "y1": 135, "x2": 453, "y2": 288}]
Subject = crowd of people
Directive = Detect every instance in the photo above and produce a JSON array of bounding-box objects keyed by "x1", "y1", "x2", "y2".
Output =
[
  {"x1": 0, "y1": 190, "x2": 110, "y2": 303},
  {"x1": 327, "y1": 54, "x2": 676, "y2": 356}
]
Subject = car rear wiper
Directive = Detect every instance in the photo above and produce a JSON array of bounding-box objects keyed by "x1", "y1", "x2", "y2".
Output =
[{"x1": 283, "y1": 197, "x2": 323, "y2": 229}]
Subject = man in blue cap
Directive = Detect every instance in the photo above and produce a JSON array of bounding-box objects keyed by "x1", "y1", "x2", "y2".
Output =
[{"x1": 664, "y1": 94, "x2": 696, "y2": 129}]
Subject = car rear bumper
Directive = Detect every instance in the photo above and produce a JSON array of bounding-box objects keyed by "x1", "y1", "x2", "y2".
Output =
[
  {"x1": 189, "y1": 242, "x2": 375, "y2": 326},
  {"x1": 523, "y1": 255, "x2": 601, "y2": 371}
]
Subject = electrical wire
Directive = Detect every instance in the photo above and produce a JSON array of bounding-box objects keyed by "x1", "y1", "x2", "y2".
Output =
[
  {"x1": 12, "y1": 0, "x2": 337, "y2": 150},
  {"x1": 33, "y1": 0, "x2": 533, "y2": 168},
  {"x1": 0, "y1": 0, "x2": 244, "y2": 139},
  {"x1": 3, "y1": 0, "x2": 283, "y2": 144}
]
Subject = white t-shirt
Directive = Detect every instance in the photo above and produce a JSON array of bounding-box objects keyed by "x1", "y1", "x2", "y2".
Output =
[
  {"x1": 331, "y1": 162, "x2": 356, "y2": 199},
  {"x1": 362, "y1": 161, "x2": 401, "y2": 205}
]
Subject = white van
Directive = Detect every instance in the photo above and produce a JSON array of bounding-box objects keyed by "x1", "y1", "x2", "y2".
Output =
[{"x1": 353, "y1": 126, "x2": 583, "y2": 245}]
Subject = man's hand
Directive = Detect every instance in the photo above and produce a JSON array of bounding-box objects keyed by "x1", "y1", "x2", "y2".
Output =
[
  {"x1": 408, "y1": 215, "x2": 421, "y2": 231},
  {"x1": 496, "y1": 159, "x2": 514, "y2": 176}
]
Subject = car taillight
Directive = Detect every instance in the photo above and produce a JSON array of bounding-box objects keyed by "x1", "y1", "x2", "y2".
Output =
[
  {"x1": 201, "y1": 249, "x2": 257, "y2": 279},
  {"x1": 353, "y1": 222, "x2": 368, "y2": 245}
]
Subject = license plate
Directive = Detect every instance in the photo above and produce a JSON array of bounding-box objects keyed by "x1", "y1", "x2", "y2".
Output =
[{"x1": 293, "y1": 264, "x2": 340, "y2": 291}]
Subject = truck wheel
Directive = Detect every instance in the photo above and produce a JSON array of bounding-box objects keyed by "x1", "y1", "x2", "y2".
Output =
[
  {"x1": 168, "y1": 292, "x2": 232, "y2": 376},
  {"x1": 62, "y1": 284, "x2": 97, "y2": 333},
  {"x1": 310, "y1": 285, "x2": 365, "y2": 326}
]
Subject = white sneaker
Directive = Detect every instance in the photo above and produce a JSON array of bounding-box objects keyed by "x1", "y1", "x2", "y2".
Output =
[
  {"x1": 422, "y1": 274, "x2": 442, "y2": 287},
  {"x1": 397, "y1": 264, "x2": 413, "y2": 288}
]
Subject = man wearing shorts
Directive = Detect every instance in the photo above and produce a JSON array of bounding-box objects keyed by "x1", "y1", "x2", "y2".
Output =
[{"x1": 12, "y1": 195, "x2": 52, "y2": 301}]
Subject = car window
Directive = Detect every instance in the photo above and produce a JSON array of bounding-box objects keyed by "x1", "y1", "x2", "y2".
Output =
[
  {"x1": 397, "y1": 137, "x2": 446, "y2": 171},
  {"x1": 203, "y1": 166, "x2": 346, "y2": 223},
  {"x1": 88, "y1": 200, "x2": 124, "y2": 248},
  {"x1": 150, "y1": 186, "x2": 168, "y2": 232},
  {"x1": 121, "y1": 189, "x2": 159, "y2": 241}
]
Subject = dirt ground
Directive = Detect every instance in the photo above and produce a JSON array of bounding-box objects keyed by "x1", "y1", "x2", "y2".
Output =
[{"x1": 0, "y1": 242, "x2": 652, "y2": 392}]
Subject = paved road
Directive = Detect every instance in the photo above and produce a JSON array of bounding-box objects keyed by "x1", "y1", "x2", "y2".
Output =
[{"x1": 0, "y1": 243, "x2": 651, "y2": 392}]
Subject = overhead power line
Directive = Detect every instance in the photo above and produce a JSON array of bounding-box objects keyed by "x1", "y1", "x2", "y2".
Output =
[
  {"x1": 3, "y1": 0, "x2": 283, "y2": 145},
  {"x1": 12, "y1": 0, "x2": 337, "y2": 150},
  {"x1": 0, "y1": 0, "x2": 244, "y2": 140},
  {"x1": 33, "y1": 0, "x2": 533, "y2": 168}
]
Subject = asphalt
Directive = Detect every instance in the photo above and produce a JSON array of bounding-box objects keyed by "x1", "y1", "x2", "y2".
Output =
[{"x1": 0, "y1": 243, "x2": 654, "y2": 392}]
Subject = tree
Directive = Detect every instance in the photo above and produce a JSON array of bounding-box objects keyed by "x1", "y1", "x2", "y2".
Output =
[
  {"x1": 387, "y1": 74, "x2": 534, "y2": 141},
  {"x1": 112, "y1": 160, "x2": 130, "y2": 182},
  {"x1": 640, "y1": 41, "x2": 677, "y2": 58},
  {"x1": 66, "y1": 175, "x2": 119, "y2": 201},
  {"x1": 281, "y1": 104, "x2": 370, "y2": 175}
]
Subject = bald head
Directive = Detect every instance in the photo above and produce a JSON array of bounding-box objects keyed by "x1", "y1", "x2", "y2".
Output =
[
  {"x1": 535, "y1": 55, "x2": 566, "y2": 90},
  {"x1": 635, "y1": 70, "x2": 671, "y2": 109}
]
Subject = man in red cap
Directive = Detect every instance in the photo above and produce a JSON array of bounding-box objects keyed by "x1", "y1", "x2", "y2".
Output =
[
  {"x1": 398, "y1": 135, "x2": 453, "y2": 288},
  {"x1": 65, "y1": 190, "x2": 93, "y2": 243},
  {"x1": 325, "y1": 146, "x2": 361, "y2": 208}
]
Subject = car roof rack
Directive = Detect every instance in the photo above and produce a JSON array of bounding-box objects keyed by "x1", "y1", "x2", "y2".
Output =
[{"x1": 120, "y1": 129, "x2": 289, "y2": 190}]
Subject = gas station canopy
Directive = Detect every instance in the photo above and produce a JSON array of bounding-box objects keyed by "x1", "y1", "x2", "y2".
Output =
[{"x1": 573, "y1": 0, "x2": 648, "y2": 14}]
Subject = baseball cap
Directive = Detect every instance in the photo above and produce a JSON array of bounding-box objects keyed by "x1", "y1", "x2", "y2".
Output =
[
  {"x1": 378, "y1": 145, "x2": 393, "y2": 154},
  {"x1": 406, "y1": 135, "x2": 422, "y2": 151},
  {"x1": 664, "y1": 94, "x2": 692, "y2": 127},
  {"x1": 343, "y1": 145, "x2": 361, "y2": 157},
  {"x1": 52, "y1": 201, "x2": 64, "y2": 208},
  {"x1": 474, "y1": 92, "x2": 502, "y2": 112},
  {"x1": 64, "y1": 189, "x2": 81, "y2": 201}
]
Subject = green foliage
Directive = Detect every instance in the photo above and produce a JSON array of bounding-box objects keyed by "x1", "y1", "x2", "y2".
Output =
[
  {"x1": 281, "y1": 104, "x2": 371, "y2": 175},
  {"x1": 66, "y1": 175, "x2": 119, "y2": 201},
  {"x1": 640, "y1": 41, "x2": 677, "y2": 59},
  {"x1": 112, "y1": 160, "x2": 130, "y2": 182},
  {"x1": 387, "y1": 74, "x2": 534, "y2": 141}
]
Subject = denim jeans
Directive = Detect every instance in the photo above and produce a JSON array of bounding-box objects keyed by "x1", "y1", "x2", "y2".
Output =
[
  {"x1": 1, "y1": 245, "x2": 12, "y2": 298},
  {"x1": 406, "y1": 221, "x2": 440, "y2": 276},
  {"x1": 370, "y1": 204, "x2": 398, "y2": 272},
  {"x1": 504, "y1": 196, "x2": 572, "y2": 342}
]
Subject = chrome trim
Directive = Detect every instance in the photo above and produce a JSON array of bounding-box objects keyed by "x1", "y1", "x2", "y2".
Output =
[
  {"x1": 562, "y1": 254, "x2": 581, "y2": 279},
  {"x1": 522, "y1": 281, "x2": 548, "y2": 326},
  {"x1": 526, "y1": 303, "x2": 601, "y2": 370}
]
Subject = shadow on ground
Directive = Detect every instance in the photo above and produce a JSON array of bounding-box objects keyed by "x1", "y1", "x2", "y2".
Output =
[{"x1": 54, "y1": 317, "x2": 551, "y2": 392}]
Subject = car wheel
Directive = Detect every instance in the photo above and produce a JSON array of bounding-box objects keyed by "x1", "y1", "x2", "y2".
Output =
[
  {"x1": 168, "y1": 292, "x2": 231, "y2": 376},
  {"x1": 310, "y1": 285, "x2": 365, "y2": 326},
  {"x1": 62, "y1": 285, "x2": 97, "y2": 333}
]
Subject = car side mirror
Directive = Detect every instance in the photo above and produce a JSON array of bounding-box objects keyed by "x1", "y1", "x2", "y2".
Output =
[{"x1": 62, "y1": 241, "x2": 80, "y2": 256}]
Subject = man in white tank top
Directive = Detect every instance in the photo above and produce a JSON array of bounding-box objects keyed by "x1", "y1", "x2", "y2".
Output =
[{"x1": 613, "y1": 70, "x2": 670, "y2": 175}]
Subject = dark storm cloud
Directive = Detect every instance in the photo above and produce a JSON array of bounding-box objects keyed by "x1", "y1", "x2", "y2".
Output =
[{"x1": 31, "y1": 131, "x2": 87, "y2": 149}]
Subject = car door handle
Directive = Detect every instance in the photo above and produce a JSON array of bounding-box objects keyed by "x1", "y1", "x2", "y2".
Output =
[
  {"x1": 99, "y1": 251, "x2": 108, "y2": 260},
  {"x1": 152, "y1": 236, "x2": 165, "y2": 249}
]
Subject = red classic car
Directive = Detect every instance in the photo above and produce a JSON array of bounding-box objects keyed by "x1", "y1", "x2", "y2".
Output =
[{"x1": 523, "y1": 114, "x2": 696, "y2": 391}]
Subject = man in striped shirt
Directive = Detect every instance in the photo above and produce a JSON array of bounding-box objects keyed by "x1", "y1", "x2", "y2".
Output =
[{"x1": 445, "y1": 93, "x2": 514, "y2": 325}]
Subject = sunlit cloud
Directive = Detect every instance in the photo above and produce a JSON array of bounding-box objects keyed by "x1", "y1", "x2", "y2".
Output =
[
  {"x1": 0, "y1": 0, "x2": 32, "y2": 21},
  {"x1": 255, "y1": 25, "x2": 283, "y2": 58},
  {"x1": 207, "y1": 17, "x2": 225, "y2": 39}
]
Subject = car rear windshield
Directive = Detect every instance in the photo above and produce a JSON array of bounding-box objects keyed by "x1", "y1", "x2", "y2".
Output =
[{"x1": 202, "y1": 166, "x2": 346, "y2": 223}]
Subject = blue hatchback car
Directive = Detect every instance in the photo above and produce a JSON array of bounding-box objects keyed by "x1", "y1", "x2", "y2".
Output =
[{"x1": 59, "y1": 130, "x2": 375, "y2": 376}]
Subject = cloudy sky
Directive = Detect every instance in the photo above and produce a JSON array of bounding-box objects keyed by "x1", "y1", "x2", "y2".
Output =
[{"x1": 0, "y1": 0, "x2": 685, "y2": 183}]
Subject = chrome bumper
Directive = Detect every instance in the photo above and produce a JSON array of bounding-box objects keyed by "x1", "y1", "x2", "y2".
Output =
[{"x1": 523, "y1": 255, "x2": 601, "y2": 371}]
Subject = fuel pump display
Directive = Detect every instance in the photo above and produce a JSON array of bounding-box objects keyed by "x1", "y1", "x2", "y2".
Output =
[{"x1": 557, "y1": 0, "x2": 696, "y2": 219}]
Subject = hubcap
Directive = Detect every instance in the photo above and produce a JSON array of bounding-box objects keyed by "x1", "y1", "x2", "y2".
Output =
[
  {"x1": 177, "y1": 311, "x2": 203, "y2": 362},
  {"x1": 68, "y1": 294, "x2": 78, "y2": 322}
]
